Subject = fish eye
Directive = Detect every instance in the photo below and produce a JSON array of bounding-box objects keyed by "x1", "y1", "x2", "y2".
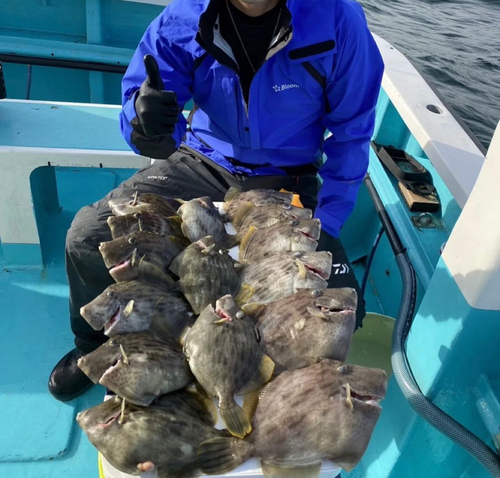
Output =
[
  {"x1": 236, "y1": 311, "x2": 245, "y2": 320},
  {"x1": 107, "y1": 291, "x2": 117, "y2": 299},
  {"x1": 292, "y1": 252, "x2": 302, "y2": 259},
  {"x1": 128, "y1": 237, "x2": 137, "y2": 245},
  {"x1": 133, "y1": 213, "x2": 141, "y2": 219},
  {"x1": 289, "y1": 220, "x2": 298, "y2": 226},
  {"x1": 108, "y1": 339, "x2": 118, "y2": 347},
  {"x1": 310, "y1": 290, "x2": 322, "y2": 298},
  {"x1": 219, "y1": 249, "x2": 227, "y2": 255},
  {"x1": 283, "y1": 204, "x2": 291, "y2": 210},
  {"x1": 337, "y1": 364, "x2": 348, "y2": 374}
]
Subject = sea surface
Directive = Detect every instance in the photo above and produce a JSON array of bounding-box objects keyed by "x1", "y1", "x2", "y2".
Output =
[{"x1": 359, "y1": 0, "x2": 500, "y2": 148}]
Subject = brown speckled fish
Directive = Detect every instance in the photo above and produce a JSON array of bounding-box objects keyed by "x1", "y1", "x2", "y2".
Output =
[
  {"x1": 77, "y1": 331, "x2": 193, "y2": 406},
  {"x1": 243, "y1": 288, "x2": 357, "y2": 374},
  {"x1": 99, "y1": 231, "x2": 187, "y2": 283},
  {"x1": 198, "y1": 360, "x2": 387, "y2": 477},
  {"x1": 79, "y1": 280, "x2": 193, "y2": 341},
  {"x1": 237, "y1": 251, "x2": 332, "y2": 304},
  {"x1": 238, "y1": 218, "x2": 321, "y2": 262},
  {"x1": 108, "y1": 192, "x2": 182, "y2": 217},
  {"x1": 232, "y1": 202, "x2": 313, "y2": 234},
  {"x1": 107, "y1": 211, "x2": 184, "y2": 240},
  {"x1": 77, "y1": 391, "x2": 221, "y2": 478},
  {"x1": 177, "y1": 196, "x2": 237, "y2": 247},
  {"x1": 223, "y1": 187, "x2": 293, "y2": 220},
  {"x1": 169, "y1": 236, "x2": 241, "y2": 314},
  {"x1": 184, "y1": 295, "x2": 274, "y2": 438}
]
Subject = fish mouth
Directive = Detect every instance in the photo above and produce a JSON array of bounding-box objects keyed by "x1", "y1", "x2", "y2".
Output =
[
  {"x1": 107, "y1": 249, "x2": 134, "y2": 275},
  {"x1": 97, "y1": 410, "x2": 122, "y2": 428},
  {"x1": 99, "y1": 356, "x2": 123, "y2": 385},
  {"x1": 300, "y1": 230, "x2": 318, "y2": 241},
  {"x1": 213, "y1": 304, "x2": 233, "y2": 324},
  {"x1": 343, "y1": 384, "x2": 383, "y2": 409},
  {"x1": 104, "y1": 305, "x2": 122, "y2": 335},
  {"x1": 315, "y1": 304, "x2": 355, "y2": 314},
  {"x1": 305, "y1": 264, "x2": 329, "y2": 279}
]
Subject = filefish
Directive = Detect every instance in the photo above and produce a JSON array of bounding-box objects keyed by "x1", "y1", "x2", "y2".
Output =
[
  {"x1": 169, "y1": 236, "x2": 241, "y2": 314},
  {"x1": 177, "y1": 196, "x2": 237, "y2": 247},
  {"x1": 98, "y1": 231, "x2": 187, "y2": 282},
  {"x1": 232, "y1": 201, "x2": 313, "y2": 234},
  {"x1": 198, "y1": 360, "x2": 387, "y2": 476},
  {"x1": 77, "y1": 332, "x2": 193, "y2": 406},
  {"x1": 238, "y1": 218, "x2": 321, "y2": 262},
  {"x1": 223, "y1": 187, "x2": 293, "y2": 220},
  {"x1": 237, "y1": 251, "x2": 332, "y2": 304},
  {"x1": 79, "y1": 280, "x2": 193, "y2": 340},
  {"x1": 108, "y1": 192, "x2": 182, "y2": 217},
  {"x1": 183, "y1": 295, "x2": 274, "y2": 438},
  {"x1": 77, "y1": 391, "x2": 222, "y2": 478},
  {"x1": 243, "y1": 288, "x2": 357, "y2": 374},
  {"x1": 107, "y1": 211, "x2": 184, "y2": 240}
]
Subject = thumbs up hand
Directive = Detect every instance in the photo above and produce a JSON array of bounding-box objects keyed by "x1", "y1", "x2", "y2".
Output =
[{"x1": 134, "y1": 55, "x2": 180, "y2": 138}]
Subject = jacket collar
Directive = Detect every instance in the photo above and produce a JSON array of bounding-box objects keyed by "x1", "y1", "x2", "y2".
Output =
[{"x1": 196, "y1": 0, "x2": 337, "y2": 66}]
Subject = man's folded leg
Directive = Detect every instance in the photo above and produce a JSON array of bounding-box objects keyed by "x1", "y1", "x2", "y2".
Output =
[{"x1": 49, "y1": 150, "x2": 231, "y2": 401}]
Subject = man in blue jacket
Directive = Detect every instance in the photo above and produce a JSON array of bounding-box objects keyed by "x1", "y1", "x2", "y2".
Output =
[{"x1": 48, "y1": 0, "x2": 384, "y2": 403}]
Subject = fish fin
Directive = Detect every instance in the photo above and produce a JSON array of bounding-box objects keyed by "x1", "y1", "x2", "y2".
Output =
[
  {"x1": 235, "y1": 284, "x2": 255, "y2": 305},
  {"x1": 261, "y1": 461, "x2": 322, "y2": 478},
  {"x1": 219, "y1": 399, "x2": 252, "y2": 438},
  {"x1": 186, "y1": 386, "x2": 218, "y2": 425},
  {"x1": 258, "y1": 381, "x2": 273, "y2": 401},
  {"x1": 232, "y1": 201, "x2": 255, "y2": 229},
  {"x1": 194, "y1": 382, "x2": 212, "y2": 399},
  {"x1": 175, "y1": 198, "x2": 186, "y2": 205},
  {"x1": 168, "y1": 215, "x2": 183, "y2": 224},
  {"x1": 178, "y1": 325, "x2": 191, "y2": 346},
  {"x1": 221, "y1": 234, "x2": 240, "y2": 250},
  {"x1": 181, "y1": 222, "x2": 192, "y2": 241},
  {"x1": 197, "y1": 437, "x2": 252, "y2": 475},
  {"x1": 291, "y1": 194, "x2": 304, "y2": 209},
  {"x1": 237, "y1": 354, "x2": 275, "y2": 396},
  {"x1": 241, "y1": 302, "x2": 266, "y2": 320},
  {"x1": 242, "y1": 388, "x2": 260, "y2": 420},
  {"x1": 295, "y1": 258, "x2": 308, "y2": 280},
  {"x1": 224, "y1": 186, "x2": 241, "y2": 204},
  {"x1": 239, "y1": 225, "x2": 258, "y2": 261},
  {"x1": 122, "y1": 300, "x2": 134, "y2": 318}
]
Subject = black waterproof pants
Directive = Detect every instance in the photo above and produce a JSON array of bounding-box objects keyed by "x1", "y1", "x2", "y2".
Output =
[{"x1": 66, "y1": 147, "x2": 365, "y2": 353}]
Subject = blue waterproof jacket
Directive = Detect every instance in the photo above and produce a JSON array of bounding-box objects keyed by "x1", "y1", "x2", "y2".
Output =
[{"x1": 120, "y1": 0, "x2": 384, "y2": 237}]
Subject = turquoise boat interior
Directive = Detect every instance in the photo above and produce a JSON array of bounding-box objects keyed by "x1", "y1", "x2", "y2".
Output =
[{"x1": 1, "y1": 1, "x2": 500, "y2": 477}]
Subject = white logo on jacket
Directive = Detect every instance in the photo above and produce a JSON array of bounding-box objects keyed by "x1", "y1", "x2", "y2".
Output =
[{"x1": 273, "y1": 83, "x2": 300, "y2": 92}]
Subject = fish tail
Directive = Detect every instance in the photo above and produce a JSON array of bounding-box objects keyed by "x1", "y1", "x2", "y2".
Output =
[
  {"x1": 197, "y1": 436, "x2": 252, "y2": 475},
  {"x1": 220, "y1": 401, "x2": 252, "y2": 438}
]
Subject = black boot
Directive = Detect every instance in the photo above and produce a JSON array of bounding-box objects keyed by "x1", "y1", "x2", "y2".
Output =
[{"x1": 48, "y1": 348, "x2": 94, "y2": 402}]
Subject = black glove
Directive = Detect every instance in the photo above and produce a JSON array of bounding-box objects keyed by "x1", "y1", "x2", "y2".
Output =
[{"x1": 133, "y1": 55, "x2": 180, "y2": 138}]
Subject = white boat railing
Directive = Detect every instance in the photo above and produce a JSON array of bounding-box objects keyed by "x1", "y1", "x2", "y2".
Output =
[
  {"x1": 373, "y1": 33, "x2": 486, "y2": 209},
  {"x1": 442, "y1": 120, "x2": 500, "y2": 309}
]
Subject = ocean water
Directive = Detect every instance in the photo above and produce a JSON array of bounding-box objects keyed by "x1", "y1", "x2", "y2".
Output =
[{"x1": 360, "y1": 0, "x2": 500, "y2": 148}]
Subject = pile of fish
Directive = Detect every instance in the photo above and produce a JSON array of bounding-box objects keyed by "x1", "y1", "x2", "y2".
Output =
[{"x1": 76, "y1": 188, "x2": 387, "y2": 478}]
